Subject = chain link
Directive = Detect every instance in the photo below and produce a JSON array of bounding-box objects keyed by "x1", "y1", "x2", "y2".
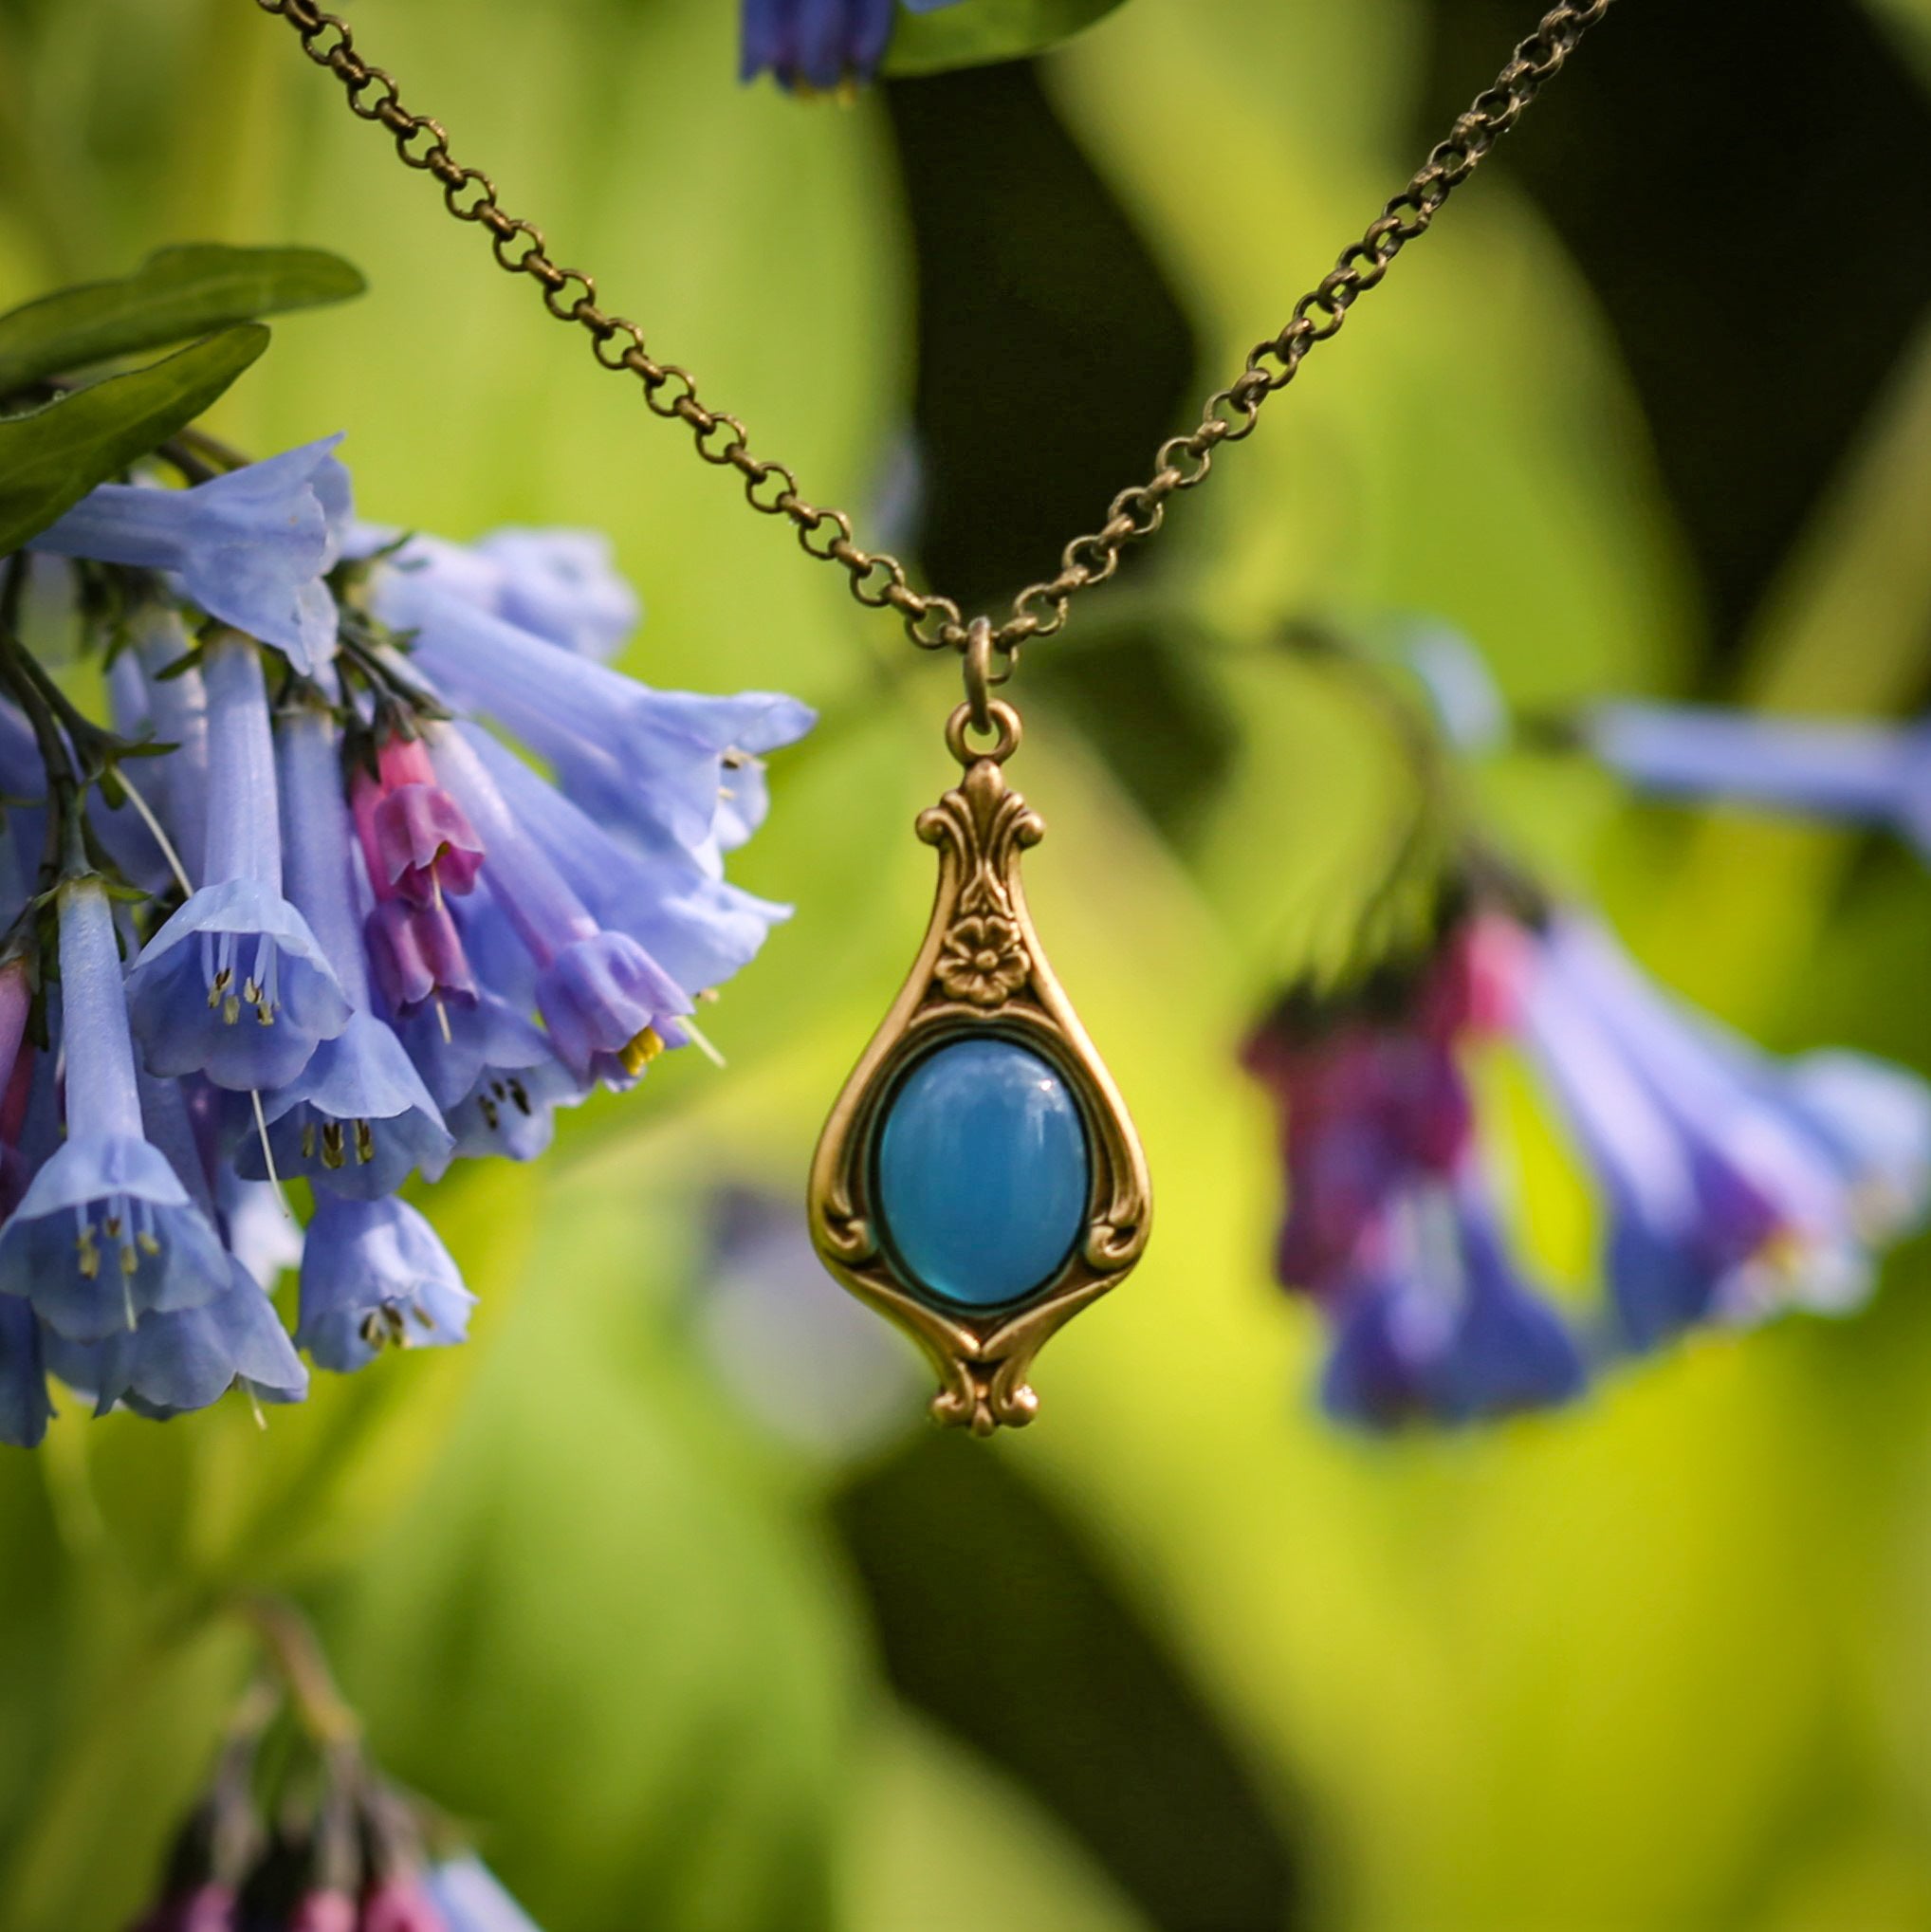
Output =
[{"x1": 255, "y1": 0, "x2": 1616, "y2": 668}]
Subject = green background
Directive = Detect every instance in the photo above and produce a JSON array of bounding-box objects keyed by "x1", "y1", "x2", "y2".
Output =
[{"x1": 4, "y1": 1, "x2": 1931, "y2": 1927}]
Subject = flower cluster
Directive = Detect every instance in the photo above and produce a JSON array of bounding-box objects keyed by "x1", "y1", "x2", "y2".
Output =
[
  {"x1": 1246, "y1": 875, "x2": 1931, "y2": 1428},
  {"x1": 0, "y1": 434, "x2": 810, "y2": 1445},
  {"x1": 132, "y1": 1608, "x2": 539, "y2": 1932},
  {"x1": 740, "y1": 0, "x2": 966, "y2": 92}
]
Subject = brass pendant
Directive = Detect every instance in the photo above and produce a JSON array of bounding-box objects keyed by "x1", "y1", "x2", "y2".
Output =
[{"x1": 808, "y1": 685, "x2": 1152, "y2": 1436}]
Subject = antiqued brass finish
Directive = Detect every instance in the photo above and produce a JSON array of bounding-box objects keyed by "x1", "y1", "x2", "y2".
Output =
[{"x1": 808, "y1": 702, "x2": 1150, "y2": 1435}]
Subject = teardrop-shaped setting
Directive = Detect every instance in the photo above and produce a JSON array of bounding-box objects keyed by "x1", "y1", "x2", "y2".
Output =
[
  {"x1": 808, "y1": 730, "x2": 1151, "y2": 1436},
  {"x1": 875, "y1": 1039, "x2": 1092, "y2": 1311}
]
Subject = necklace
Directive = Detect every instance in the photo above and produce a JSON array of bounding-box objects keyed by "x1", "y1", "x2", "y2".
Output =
[{"x1": 257, "y1": 0, "x2": 1617, "y2": 1433}]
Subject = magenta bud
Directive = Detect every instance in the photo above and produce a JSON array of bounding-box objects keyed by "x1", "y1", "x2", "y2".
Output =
[
  {"x1": 373, "y1": 785, "x2": 485, "y2": 903},
  {"x1": 366, "y1": 901, "x2": 478, "y2": 1015},
  {"x1": 286, "y1": 1891, "x2": 359, "y2": 1932},
  {"x1": 359, "y1": 1878, "x2": 450, "y2": 1932}
]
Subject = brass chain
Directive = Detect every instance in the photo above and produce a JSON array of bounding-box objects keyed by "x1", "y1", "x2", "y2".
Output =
[{"x1": 254, "y1": 0, "x2": 1617, "y2": 672}]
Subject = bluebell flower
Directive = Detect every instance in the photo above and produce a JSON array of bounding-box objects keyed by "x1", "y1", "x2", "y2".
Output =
[
  {"x1": 296, "y1": 1193, "x2": 474, "y2": 1372},
  {"x1": 399, "y1": 990, "x2": 581, "y2": 1168},
  {"x1": 126, "y1": 633, "x2": 351, "y2": 1092},
  {"x1": 28, "y1": 434, "x2": 351, "y2": 672},
  {"x1": 128, "y1": 603, "x2": 211, "y2": 884},
  {"x1": 1321, "y1": 1179, "x2": 1587, "y2": 1428},
  {"x1": 1527, "y1": 916, "x2": 1931, "y2": 1339},
  {"x1": 430, "y1": 726, "x2": 693, "y2": 1087},
  {"x1": 1579, "y1": 701, "x2": 1931, "y2": 855},
  {"x1": 1245, "y1": 915, "x2": 1587, "y2": 1428},
  {"x1": 231, "y1": 705, "x2": 451, "y2": 1198},
  {"x1": 740, "y1": 0, "x2": 967, "y2": 91},
  {"x1": 60, "y1": 1067, "x2": 307, "y2": 1416},
  {"x1": 372, "y1": 570, "x2": 814, "y2": 856},
  {"x1": 362, "y1": 524, "x2": 640, "y2": 663},
  {"x1": 0, "y1": 880, "x2": 228, "y2": 1342},
  {"x1": 462, "y1": 726, "x2": 790, "y2": 998}
]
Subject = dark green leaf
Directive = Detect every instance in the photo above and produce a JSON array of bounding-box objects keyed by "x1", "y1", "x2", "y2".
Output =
[
  {"x1": 885, "y1": 0, "x2": 1130, "y2": 75},
  {"x1": 0, "y1": 325, "x2": 269, "y2": 557},
  {"x1": 0, "y1": 245, "x2": 361, "y2": 399}
]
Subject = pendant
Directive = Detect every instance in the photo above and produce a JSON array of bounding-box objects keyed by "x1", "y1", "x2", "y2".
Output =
[{"x1": 808, "y1": 664, "x2": 1152, "y2": 1436}]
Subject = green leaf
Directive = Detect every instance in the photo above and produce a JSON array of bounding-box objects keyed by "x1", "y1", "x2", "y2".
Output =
[
  {"x1": 0, "y1": 325, "x2": 269, "y2": 556},
  {"x1": 885, "y1": 0, "x2": 1131, "y2": 76},
  {"x1": 0, "y1": 245, "x2": 361, "y2": 399}
]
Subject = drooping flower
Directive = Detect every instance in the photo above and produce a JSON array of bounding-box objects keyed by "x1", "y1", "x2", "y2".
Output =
[
  {"x1": 459, "y1": 725, "x2": 791, "y2": 1001},
  {"x1": 125, "y1": 631, "x2": 351, "y2": 1092},
  {"x1": 1318, "y1": 1175, "x2": 1588, "y2": 1428},
  {"x1": 1243, "y1": 910, "x2": 1588, "y2": 1428},
  {"x1": 430, "y1": 725, "x2": 692, "y2": 1087},
  {"x1": 1245, "y1": 867, "x2": 1931, "y2": 1427},
  {"x1": 371, "y1": 567, "x2": 813, "y2": 857},
  {"x1": 739, "y1": 0, "x2": 969, "y2": 91},
  {"x1": 1525, "y1": 914, "x2": 1931, "y2": 1341},
  {"x1": 296, "y1": 1193, "x2": 474, "y2": 1373},
  {"x1": 38, "y1": 1062, "x2": 306, "y2": 1418},
  {"x1": 1577, "y1": 700, "x2": 1931, "y2": 851},
  {"x1": 28, "y1": 434, "x2": 350, "y2": 672},
  {"x1": 351, "y1": 730, "x2": 485, "y2": 906},
  {"x1": 0, "y1": 878, "x2": 227, "y2": 1342},
  {"x1": 363, "y1": 524, "x2": 639, "y2": 663},
  {"x1": 232, "y1": 703, "x2": 452, "y2": 1198}
]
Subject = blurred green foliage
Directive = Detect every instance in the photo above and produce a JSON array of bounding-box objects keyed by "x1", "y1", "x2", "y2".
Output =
[{"x1": 2, "y1": 2, "x2": 1931, "y2": 1928}]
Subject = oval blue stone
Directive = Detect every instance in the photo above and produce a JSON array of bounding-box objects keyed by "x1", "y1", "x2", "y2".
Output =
[{"x1": 875, "y1": 1038, "x2": 1090, "y2": 1311}]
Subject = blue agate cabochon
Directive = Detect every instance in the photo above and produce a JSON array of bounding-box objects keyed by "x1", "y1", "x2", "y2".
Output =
[{"x1": 874, "y1": 1036, "x2": 1091, "y2": 1312}]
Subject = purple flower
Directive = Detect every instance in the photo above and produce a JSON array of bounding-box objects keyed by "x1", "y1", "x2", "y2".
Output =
[
  {"x1": 0, "y1": 880, "x2": 228, "y2": 1342},
  {"x1": 426, "y1": 1856, "x2": 543, "y2": 1932},
  {"x1": 1527, "y1": 916, "x2": 1931, "y2": 1339},
  {"x1": 739, "y1": 0, "x2": 967, "y2": 90},
  {"x1": 295, "y1": 1194, "x2": 473, "y2": 1372},
  {"x1": 232, "y1": 706, "x2": 451, "y2": 1198},
  {"x1": 1321, "y1": 1178, "x2": 1586, "y2": 1428},
  {"x1": 1581, "y1": 701, "x2": 1931, "y2": 855},
  {"x1": 397, "y1": 991, "x2": 580, "y2": 1168},
  {"x1": 28, "y1": 434, "x2": 351, "y2": 672},
  {"x1": 431, "y1": 726, "x2": 692, "y2": 1087},
  {"x1": 459, "y1": 726, "x2": 790, "y2": 998},
  {"x1": 372, "y1": 569, "x2": 813, "y2": 856},
  {"x1": 40, "y1": 1066, "x2": 305, "y2": 1418},
  {"x1": 126, "y1": 634, "x2": 351, "y2": 1092}
]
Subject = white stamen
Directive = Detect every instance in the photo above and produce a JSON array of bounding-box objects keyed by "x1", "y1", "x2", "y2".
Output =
[
  {"x1": 250, "y1": 1090, "x2": 293, "y2": 1221},
  {"x1": 115, "y1": 771, "x2": 193, "y2": 897},
  {"x1": 680, "y1": 1014, "x2": 726, "y2": 1070}
]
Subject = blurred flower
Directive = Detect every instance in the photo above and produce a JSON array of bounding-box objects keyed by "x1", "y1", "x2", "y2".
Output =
[
  {"x1": 1577, "y1": 700, "x2": 1931, "y2": 851},
  {"x1": 1525, "y1": 915, "x2": 1931, "y2": 1341},
  {"x1": 133, "y1": 1603, "x2": 551, "y2": 1928},
  {"x1": 1244, "y1": 908, "x2": 1588, "y2": 1428},
  {"x1": 739, "y1": 0, "x2": 968, "y2": 91},
  {"x1": 425, "y1": 1858, "x2": 543, "y2": 1932},
  {"x1": 1245, "y1": 885, "x2": 1931, "y2": 1426},
  {"x1": 695, "y1": 1187, "x2": 922, "y2": 1459},
  {"x1": 30, "y1": 435, "x2": 349, "y2": 672}
]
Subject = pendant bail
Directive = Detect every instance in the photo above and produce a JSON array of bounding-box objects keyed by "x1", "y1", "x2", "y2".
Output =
[{"x1": 962, "y1": 616, "x2": 997, "y2": 736}]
